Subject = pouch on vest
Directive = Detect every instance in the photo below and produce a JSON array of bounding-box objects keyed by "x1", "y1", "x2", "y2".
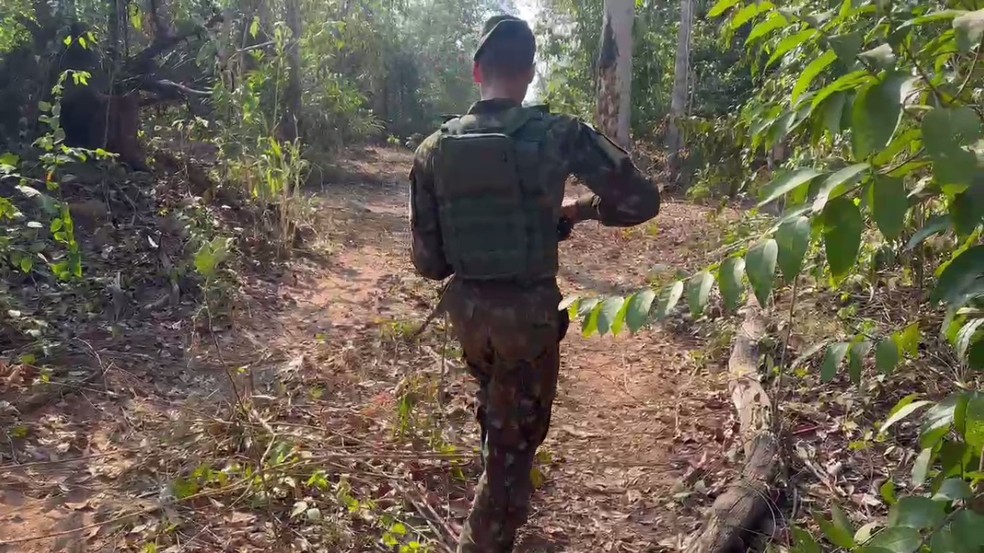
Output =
[{"x1": 433, "y1": 107, "x2": 556, "y2": 281}]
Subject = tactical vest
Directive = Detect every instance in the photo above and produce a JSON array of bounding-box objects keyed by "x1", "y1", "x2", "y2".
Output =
[{"x1": 433, "y1": 106, "x2": 558, "y2": 282}]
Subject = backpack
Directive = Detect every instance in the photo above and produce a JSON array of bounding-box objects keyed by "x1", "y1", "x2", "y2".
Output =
[{"x1": 433, "y1": 106, "x2": 558, "y2": 281}]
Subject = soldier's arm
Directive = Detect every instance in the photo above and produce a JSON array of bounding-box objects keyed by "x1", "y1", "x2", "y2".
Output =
[
  {"x1": 409, "y1": 136, "x2": 453, "y2": 281},
  {"x1": 557, "y1": 117, "x2": 661, "y2": 227}
]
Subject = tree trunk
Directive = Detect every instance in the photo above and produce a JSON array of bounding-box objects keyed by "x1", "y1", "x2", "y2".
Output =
[
  {"x1": 282, "y1": 0, "x2": 303, "y2": 141},
  {"x1": 667, "y1": 0, "x2": 693, "y2": 168},
  {"x1": 61, "y1": 88, "x2": 147, "y2": 170},
  {"x1": 686, "y1": 297, "x2": 781, "y2": 553},
  {"x1": 595, "y1": 0, "x2": 633, "y2": 149}
]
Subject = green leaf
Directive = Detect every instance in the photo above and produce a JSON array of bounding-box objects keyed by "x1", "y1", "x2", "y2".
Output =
[
  {"x1": 595, "y1": 297, "x2": 625, "y2": 336},
  {"x1": 687, "y1": 272, "x2": 715, "y2": 318},
  {"x1": 874, "y1": 127, "x2": 921, "y2": 167},
  {"x1": 901, "y1": 10, "x2": 963, "y2": 29},
  {"x1": 793, "y1": 50, "x2": 838, "y2": 103},
  {"x1": 828, "y1": 32, "x2": 863, "y2": 63},
  {"x1": 888, "y1": 394, "x2": 921, "y2": 416},
  {"x1": 954, "y1": 9, "x2": 984, "y2": 52},
  {"x1": 874, "y1": 339, "x2": 899, "y2": 375},
  {"x1": 879, "y1": 399, "x2": 933, "y2": 435},
  {"x1": 951, "y1": 510, "x2": 984, "y2": 548},
  {"x1": 821, "y1": 342, "x2": 850, "y2": 382},
  {"x1": 729, "y1": 2, "x2": 775, "y2": 30},
  {"x1": 611, "y1": 295, "x2": 633, "y2": 336},
  {"x1": 758, "y1": 168, "x2": 824, "y2": 207},
  {"x1": 624, "y1": 290, "x2": 657, "y2": 334},
  {"x1": 964, "y1": 393, "x2": 984, "y2": 452},
  {"x1": 747, "y1": 12, "x2": 788, "y2": 44},
  {"x1": 708, "y1": 0, "x2": 740, "y2": 18},
  {"x1": 955, "y1": 318, "x2": 984, "y2": 360},
  {"x1": 19, "y1": 256, "x2": 33, "y2": 273},
  {"x1": 194, "y1": 237, "x2": 231, "y2": 278},
  {"x1": 933, "y1": 478, "x2": 972, "y2": 501},
  {"x1": 792, "y1": 527, "x2": 821, "y2": 553},
  {"x1": 812, "y1": 163, "x2": 870, "y2": 213},
  {"x1": 817, "y1": 504, "x2": 855, "y2": 549},
  {"x1": 653, "y1": 281, "x2": 684, "y2": 320},
  {"x1": 911, "y1": 447, "x2": 934, "y2": 487},
  {"x1": 887, "y1": 497, "x2": 945, "y2": 529},
  {"x1": 746, "y1": 239, "x2": 778, "y2": 306},
  {"x1": 766, "y1": 29, "x2": 818, "y2": 69},
  {"x1": 880, "y1": 480, "x2": 898, "y2": 504},
  {"x1": 931, "y1": 525, "x2": 960, "y2": 553},
  {"x1": 820, "y1": 91, "x2": 848, "y2": 136},
  {"x1": 718, "y1": 257, "x2": 746, "y2": 312},
  {"x1": 923, "y1": 107, "x2": 983, "y2": 188},
  {"x1": 582, "y1": 303, "x2": 601, "y2": 337},
  {"x1": 950, "y1": 188, "x2": 984, "y2": 237},
  {"x1": 858, "y1": 43, "x2": 896, "y2": 70},
  {"x1": 932, "y1": 246, "x2": 984, "y2": 307},
  {"x1": 848, "y1": 340, "x2": 871, "y2": 384},
  {"x1": 767, "y1": 111, "x2": 797, "y2": 147},
  {"x1": 970, "y1": 337, "x2": 984, "y2": 370},
  {"x1": 857, "y1": 523, "x2": 880, "y2": 545},
  {"x1": 866, "y1": 526, "x2": 920, "y2": 553},
  {"x1": 811, "y1": 70, "x2": 870, "y2": 109},
  {"x1": 940, "y1": 441, "x2": 972, "y2": 479},
  {"x1": 852, "y1": 73, "x2": 906, "y2": 159},
  {"x1": 560, "y1": 295, "x2": 580, "y2": 317},
  {"x1": 576, "y1": 298, "x2": 599, "y2": 319},
  {"x1": 868, "y1": 176, "x2": 908, "y2": 240},
  {"x1": 822, "y1": 197, "x2": 864, "y2": 281},
  {"x1": 924, "y1": 107, "x2": 983, "y2": 154},
  {"x1": 905, "y1": 215, "x2": 951, "y2": 251},
  {"x1": 130, "y1": 4, "x2": 144, "y2": 30},
  {"x1": 776, "y1": 216, "x2": 811, "y2": 282},
  {"x1": 897, "y1": 323, "x2": 921, "y2": 358}
]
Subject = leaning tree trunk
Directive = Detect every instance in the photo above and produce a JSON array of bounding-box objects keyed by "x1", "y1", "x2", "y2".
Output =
[
  {"x1": 667, "y1": 0, "x2": 693, "y2": 175},
  {"x1": 281, "y1": 0, "x2": 303, "y2": 141},
  {"x1": 595, "y1": 0, "x2": 633, "y2": 149}
]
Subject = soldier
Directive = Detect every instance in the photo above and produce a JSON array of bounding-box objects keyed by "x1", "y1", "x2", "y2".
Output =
[{"x1": 408, "y1": 14, "x2": 661, "y2": 553}]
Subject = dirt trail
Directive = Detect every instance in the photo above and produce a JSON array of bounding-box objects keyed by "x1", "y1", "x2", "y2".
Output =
[
  {"x1": 296, "y1": 148, "x2": 738, "y2": 551},
  {"x1": 0, "y1": 147, "x2": 738, "y2": 553}
]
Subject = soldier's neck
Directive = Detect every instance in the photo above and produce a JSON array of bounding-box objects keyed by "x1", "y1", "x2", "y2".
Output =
[{"x1": 480, "y1": 83, "x2": 528, "y2": 105}]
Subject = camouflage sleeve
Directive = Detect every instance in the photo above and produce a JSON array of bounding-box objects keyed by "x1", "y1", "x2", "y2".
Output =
[
  {"x1": 409, "y1": 134, "x2": 453, "y2": 281},
  {"x1": 553, "y1": 116, "x2": 661, "y2": 227}
]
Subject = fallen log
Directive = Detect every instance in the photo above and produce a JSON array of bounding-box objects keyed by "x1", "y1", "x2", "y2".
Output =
[{"x1": 686, "y1": 298, "x2": 780, "y2": 553}]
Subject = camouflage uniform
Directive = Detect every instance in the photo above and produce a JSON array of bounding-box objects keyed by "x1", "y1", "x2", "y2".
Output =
[{"x1": 408, "y1": 17, "x2": 661, "y2": 553}]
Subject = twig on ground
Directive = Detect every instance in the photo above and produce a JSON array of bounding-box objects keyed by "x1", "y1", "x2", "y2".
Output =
[
  {"x1": 77, "y1": 338, "x2": 110, "y2": 390},
  {"x1": 405, "y1": 480, "x2": 458, "y2": 553}
]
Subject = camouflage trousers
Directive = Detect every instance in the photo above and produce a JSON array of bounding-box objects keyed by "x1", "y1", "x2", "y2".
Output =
[{"x1": 444, "y1": 279, "x2": 569, "y2": 553}]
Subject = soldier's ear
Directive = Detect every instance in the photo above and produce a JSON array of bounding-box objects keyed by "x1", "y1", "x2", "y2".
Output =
[{"x1": 473, "y1": 63, "x2": 483, "y2": 84}]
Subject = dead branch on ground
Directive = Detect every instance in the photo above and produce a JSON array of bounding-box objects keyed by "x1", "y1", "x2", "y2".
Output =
[{"x1": 686, "y1": 297, "x2": 782, "y2": 553}]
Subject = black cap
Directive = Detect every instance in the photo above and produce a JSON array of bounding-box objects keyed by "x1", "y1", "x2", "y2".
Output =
[{"x1": 473, "y1": 14, "x2": 536, "y2": 64}]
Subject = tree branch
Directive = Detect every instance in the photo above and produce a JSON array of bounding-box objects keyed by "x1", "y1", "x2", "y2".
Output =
[
  {"x1": 140, "y1": 78, "x2": 212, "y2": 97},
  {"x1": 126, "y1": 12, "x2": 223, "y2": 74}
]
